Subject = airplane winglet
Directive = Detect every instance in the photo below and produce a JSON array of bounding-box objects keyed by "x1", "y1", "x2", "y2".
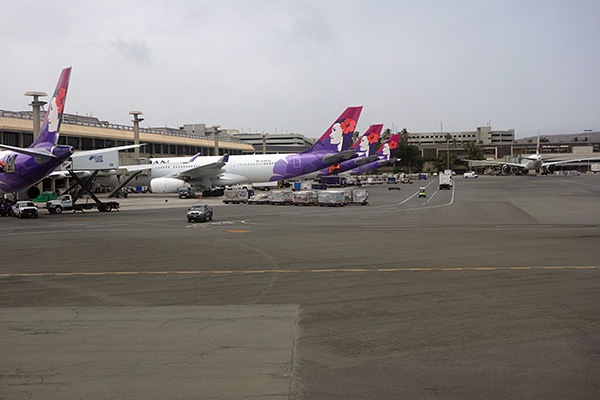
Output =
[
  {"x1": 215, "y1": 154, "x2": 229, "y2": 169},
  {"x1": 189, "y1": 152, "x2": 202, "y2": 162}
]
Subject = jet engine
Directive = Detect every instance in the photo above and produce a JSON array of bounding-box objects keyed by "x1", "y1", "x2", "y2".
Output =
[
  {"x1": 501, "y1": 164, "x2": 512, "y2": 175},
  {"x1": 543, "y1": 164, "x2": 555, "y2": 174},
  {"x1": 7, "y1": 186, "x2": 40, "y2": 201},
  {"x1": 150, "y1": 177, "x2": 186, "y2": 193},
  {"x1": 27, "y1": 186, "x2": 41, "y2": 199}
]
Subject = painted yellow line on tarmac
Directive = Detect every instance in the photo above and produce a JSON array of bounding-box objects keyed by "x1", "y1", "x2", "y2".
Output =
[{"x1": 0, "y1": 266, "x2": 598, "y2": 278}]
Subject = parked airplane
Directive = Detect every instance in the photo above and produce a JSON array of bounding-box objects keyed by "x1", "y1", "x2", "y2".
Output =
[
  {"x1": 463, "y1": 133, "x2": 600, "y2": 174},
  {"x1": 350, "y1": 134, "x2": 402, "y2": 175},
  {"x1": 299, "y1": 124, "x2": 383, "y2": 180},
  {"x1": 0, "y1": 67, "x2": 141, "y2": 199},
  {"x1": 122, "y1": 106, "x2": 363, "y2": 193}
]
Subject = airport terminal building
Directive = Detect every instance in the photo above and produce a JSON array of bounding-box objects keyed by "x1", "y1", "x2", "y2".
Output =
[
  {"x1": 408, "y1": 126, "x2": 515, "y2": 145},
  {"x1": 0, "y1": 110, "x2": 255, "y2": 163}
]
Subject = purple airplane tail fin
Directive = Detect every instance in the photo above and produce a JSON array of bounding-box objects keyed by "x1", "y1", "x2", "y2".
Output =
[
  {"x1": 32, "y1": 67, "x2": 71, "y2": 148},
  {"x1": 376, "y1": 134, "x2": 402, "y2": 160},
  {"x1": 352, "y1": 124, "x2": 383, "y2": 156},
  {"x1": 302, "y1": 106, "x2": 362, "y2": 154}
]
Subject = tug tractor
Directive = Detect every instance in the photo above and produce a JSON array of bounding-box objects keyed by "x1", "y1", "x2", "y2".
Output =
[{"x1": 418, "y1": 187, "x2": 426, "y2": 198}]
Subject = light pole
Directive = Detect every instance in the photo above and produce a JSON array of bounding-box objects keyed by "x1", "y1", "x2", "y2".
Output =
[
  {"x1": 446, "y1": 134, "x2": 450, "y2": 171},
  {"x1": 129, "y1": 111, "x2": 143, "y2": 161},
  {"x1": 584, "y1": 129, "x2": 593, "y2": 171},
  {"x1": 25, "y1": 91, "x2": 47, "y2": 140},
  {"x1": 212, "y1": 125, "x2": 221, "y2": 156}
]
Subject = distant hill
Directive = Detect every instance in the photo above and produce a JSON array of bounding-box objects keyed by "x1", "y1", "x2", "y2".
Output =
[{"x1": 516, "y1": 131, "x2": 600, "y2": 143}]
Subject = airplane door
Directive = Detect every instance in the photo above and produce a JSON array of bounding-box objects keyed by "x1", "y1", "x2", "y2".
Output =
[{"x1": 293, "y1": 157, "x2": 301, "y2": 168}]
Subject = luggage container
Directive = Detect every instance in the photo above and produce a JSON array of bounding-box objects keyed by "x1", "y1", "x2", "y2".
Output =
[
  {"x1": 350, "y1": 189, "x2": 369, "y2": 205},
  {"x1": 223, "y1": 188, "x2": 249, "y2": 204},
  {"x1": 292, "y1": 190, "x2": 318, "y2": 206},
  {"x1": 317, "y1": 190, "x2": 346, "y2": 207},
  {"x1": 269, "y1": 190, "x2": 294, "y2": 205},
  {"x1": 248, "y1": 192, "x2": 271, "y2": 204}
]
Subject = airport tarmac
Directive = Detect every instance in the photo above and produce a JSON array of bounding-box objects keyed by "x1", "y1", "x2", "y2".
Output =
[{"x1": 1, "y1": 174, "x2": 599, "y2": 399}]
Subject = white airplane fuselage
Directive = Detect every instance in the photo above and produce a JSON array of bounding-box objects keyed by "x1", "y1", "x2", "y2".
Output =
[
  {"x1": 519, "y1": 155, "x2": 542, "y2": 171},
  {"x1": 117, "y1": 151, "x2": 353, "y2": 192}
]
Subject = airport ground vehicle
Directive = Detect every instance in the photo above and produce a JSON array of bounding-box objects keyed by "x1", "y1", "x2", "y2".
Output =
[
  {"x1": 128, "y1": 186, "x2": 149, "y2": 194},
  {"x1": 320, "y1": 176, "x2": 347, "y2": 187},
  {"x1": 438, "y1": 171, "x2": 453, "y2": 189},
  {"x1": 252, "y1": 181, "x2": 287, "y2": 191},
  {"x1": 178, "y1": 187, "x2": 199, "y2": 199},
  {"x1": 46, "y1": 194, "x2": 119, "y2": 213},
  {"x1": 318, "y1": 190, "x2": 346, "y2": 206},
  {"x1": 10, "y1": 201, "x2": 38, "y2": 218},
  {"x1": 187, "y1": 204, "x2": 213, "y2": 222},
  {"x1": 293, "y1": 190, "x2": 318, "y2": 206},
  {"x1": 33, "y1": 191, "x2": 58, "y2": 202},
  {"x1": 0, "y1": 198, "x2": 13, "y2": 216},
  {"x1": 419, "y1": 187, "x2": 426, "y2": 198},
  {"x1": 463, "y1": 171, "x2": 478, "y2": 178}
]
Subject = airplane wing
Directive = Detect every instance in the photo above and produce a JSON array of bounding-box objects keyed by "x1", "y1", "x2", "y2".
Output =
[
  {"x1": 543, "y1": 157, "x2": 600, "y2": 167},
  {"x1": 0, "y1": 144, "x2": 58, "y2": 159},
  {"x1": 74, "y1": 143, "x2": 145, "y2": 157},
  {"x1": 0, "y1": 143, "x2": 144, "y2": 161},
  {"x1": 462, "y1": 159, "x2": 524, "y2": 168},
  {"x1": 171, "y1": 154, "x2": 229, "y2": 180}
]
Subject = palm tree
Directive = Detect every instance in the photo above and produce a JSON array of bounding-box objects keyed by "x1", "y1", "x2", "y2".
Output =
[
  {"x1": 462, "y1": 141, "x2": 484, "y2": 160},
  {"x1": 378, "y1": 128, "x2": 392, "y2": 148}
]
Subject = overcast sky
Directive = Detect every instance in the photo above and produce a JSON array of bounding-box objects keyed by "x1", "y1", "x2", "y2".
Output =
[{"x1": 2, "y1": 0, "x2": 599, "y2": 139}]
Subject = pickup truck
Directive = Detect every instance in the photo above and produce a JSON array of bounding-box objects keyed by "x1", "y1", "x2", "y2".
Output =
[
  {"x1": 46, "y1": 194, "x2": 119, "y2": 214},
  {"x1": 178, "y1": 187, "x2": 199, "y2": 199},
  {"x1": 10, "y1": 201, "x2": 38, "y2": 218}
]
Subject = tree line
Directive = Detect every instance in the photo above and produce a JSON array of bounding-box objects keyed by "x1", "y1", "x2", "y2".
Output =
[{"x1": 352, "y1": 128, "x2": 485, "y2": 173}]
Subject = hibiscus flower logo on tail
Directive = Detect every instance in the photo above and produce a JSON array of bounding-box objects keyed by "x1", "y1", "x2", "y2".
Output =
[
  {"x1": 367, "y1": 132, "x2": 379, "y2": 144},
  {"x1": 55, "y1": 88, "x2": 66, "y2": 114},
  {"x1": 340, "y1": 118, "x2": 356, "y2": 134}
]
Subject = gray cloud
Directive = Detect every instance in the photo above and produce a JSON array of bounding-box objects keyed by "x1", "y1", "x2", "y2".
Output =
[{"x1": 1, "y1": 0, "x2": 599, "y2": 138}]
